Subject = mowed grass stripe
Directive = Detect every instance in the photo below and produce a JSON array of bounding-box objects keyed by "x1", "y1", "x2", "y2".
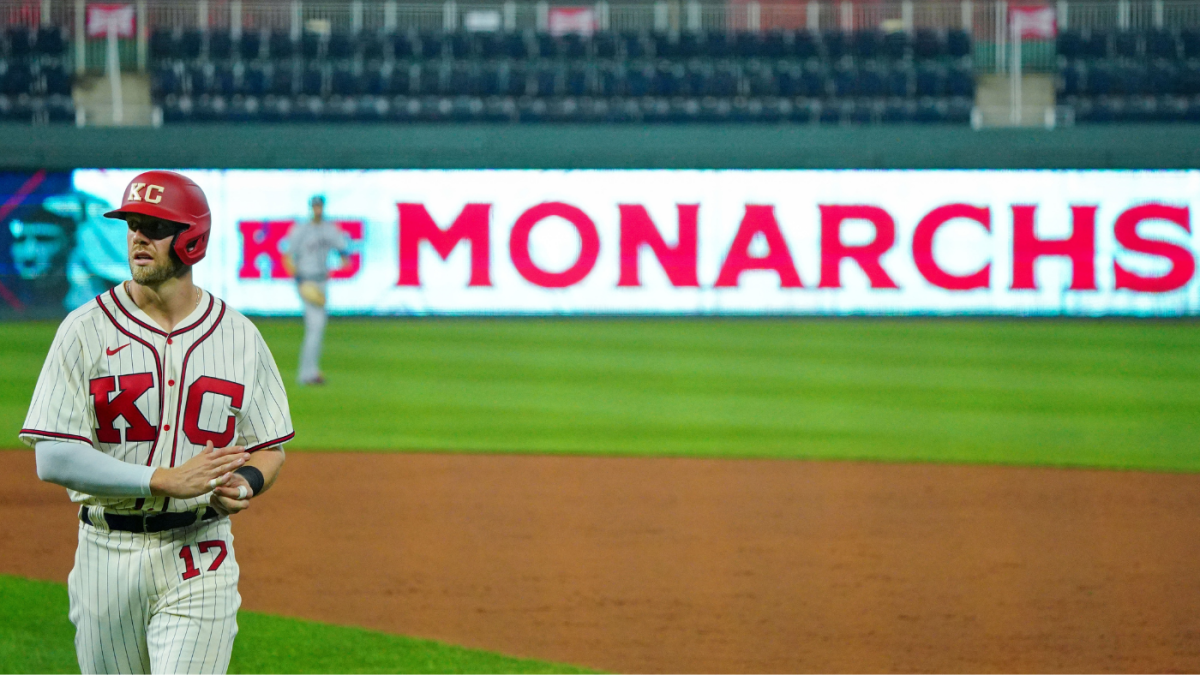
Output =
[
  {"x1": 0, "y1": 575, "x2": 594, "y2": 674},
  {"x1": 2, "y1": 318, "x2": 1198, "y2": 471}
]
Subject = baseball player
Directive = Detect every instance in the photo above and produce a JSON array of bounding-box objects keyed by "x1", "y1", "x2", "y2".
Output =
[
  {"x1": 280, "y1": 195, "x2": 349, "y2": 386},
  {"x1": 19, "y1": 170, "x2": 293, "y2": 675}
]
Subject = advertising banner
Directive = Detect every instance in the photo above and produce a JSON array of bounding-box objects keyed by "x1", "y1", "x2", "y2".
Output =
[{"x1": 8, "y1": 169, "x2": 1200, "y2": 317}]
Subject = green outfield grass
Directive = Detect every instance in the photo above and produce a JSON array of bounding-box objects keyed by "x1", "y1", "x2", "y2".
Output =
[
  {"x1": 0, "y1": 575, "x2": 594, "y2": 674},
  {"x1": 3, "y1": 317, "x2": 1197, "y2": 471}
]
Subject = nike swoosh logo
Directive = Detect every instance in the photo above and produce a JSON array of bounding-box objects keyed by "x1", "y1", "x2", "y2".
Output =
[{"x1": 106, "y1": 344, "x2": 130, "y2": 356}]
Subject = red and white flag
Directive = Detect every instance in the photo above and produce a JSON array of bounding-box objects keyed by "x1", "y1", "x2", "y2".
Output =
[
  {"x1": 1010, "y1": 5, "x2": 1057, "y2": 39},
  {"x1": 86, "y1": 3, "x2": 136, "y2": 38},
  {"x1": 548, "y1": 7, "x2": 596, "y2": 36}
]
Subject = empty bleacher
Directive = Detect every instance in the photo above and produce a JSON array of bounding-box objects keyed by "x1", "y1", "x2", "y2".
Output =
[
  {"x1": 149, "y1": 27, "x2": 975, "y2": 124},
  {"x1": 0, "y1": 25, "x2": 74, "y2": 124},
  {"x1": 1057, "y1": 27, "x2": 1200, "y2": 122}
]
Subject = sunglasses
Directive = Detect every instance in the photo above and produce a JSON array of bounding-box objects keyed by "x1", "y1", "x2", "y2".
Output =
[{"x1": 127, "y1": 218, "x2": 185, "y2": 241}]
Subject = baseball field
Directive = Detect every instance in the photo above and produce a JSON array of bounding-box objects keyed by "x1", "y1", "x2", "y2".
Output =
[{"x1": 2, "y1": 317, "x2": 1199, "y2": 672}]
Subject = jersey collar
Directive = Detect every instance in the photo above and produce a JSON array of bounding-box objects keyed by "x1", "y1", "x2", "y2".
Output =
[{"x1": 110, "y1": 281, "x2": 214, "y2": 338}]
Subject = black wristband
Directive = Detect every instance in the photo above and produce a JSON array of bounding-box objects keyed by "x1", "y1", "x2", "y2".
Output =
[{"x1": 233, "y1": 466, "x2": 265, "y2": 496}]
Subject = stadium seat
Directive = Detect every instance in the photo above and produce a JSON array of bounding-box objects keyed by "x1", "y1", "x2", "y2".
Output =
[
  {"x1": 41, "y1": 63, "x2": 71, "y2": 96},
  {"x1": 180, "y1": 30, "x2": 203, "y2": 59},
  {"x1": 46, "y1": 93, "x2": 74, "y2": 123},
  {"x1": 34, "y1": 26, "x2": 66, "y2": 56},
  {"x1": 882, "y1": 97, "x2": 916, "y2": 123},
  {"x1": 504, "y1": 63, "x2": 530, "y2": 97},
  {"x1": 885, "y1": 63, "x2": 912, "y2": 97},
  {"x1": 209, "y1": 31, "x2": 233, "y2": 59},
  {"x1": 1081, "y1": 30, "x2": 1109, "y2": 59},
  {"x1": 858, "y1": 62, "x2": 885, "y2": 97},
  {"x1": 390, "y1": 32, "x2": 419, "y2": 59},
  {"x1": 763, "y1": 30, "x2": 788, "y2": 59},
  {"x1": 833, "y1": 63, "x2": 860, "y2": 97},
  {"x1": 269, "y1": 31, "x2": 295, "y2": 59},
  {"x1": 1181, "y1": 29, "x2": 1200, "y2": 59},
  {"x1": 2, "y1": 61, "x2": 32, "y2": 95},
  {"x1": 622, "y1": 32, "x2": 649, "y2": 59},
  {"x1": 1057, "y1": 30, "x2": 1083, "y2": 59},
  {"x1": 331, "y1": 64, "x2": 364, "y2": 96},
  {"x1": 946, "y1": 63, "x2": 974, "y2": 97},
  {"x1": 793, "y1": 31, "x2": 819, "y2": 59},
  {"x1": 301, "y1": 32, "x2": 322, "y2": 59},
  {"x1": 1145, "y1": 29, "x2": 1178, "y2": 59},
  {"x1": 7, "y1": 26, "x2": 31, "y2": 58},
  {"x1": 745, "y1": 60, "x2": 777, "y2": 97},
  {"x1": 915, "y1": 63, "x2": 945, "y2": 96},
  {"x1": 912, "y1": 29, "x2": 944, "y2": 59},
  {"x1": 883, "y1": 31, "x2": 909, "y2": 60},
  {"x1": 593, "y1": 31, "x2": 618, "y2": 59},
  {"x1": 150, "y1": 30, "x2": 177, "y2": 60},
  {"x1": 240, "y1": 31, "x2": 263, "y2": 60},
  {"x1": 240, "y1": 63, "x2": 267, "y2": 96},
  {"x1": 268, "y1": 62, "x2": 297, "y2": 96},
  {"x1": 361, "y1": 32, "x2": 386, "y2": 60},
  {"x1": 853, "y1": 30, "x2": 883, "y2": 59},
  {"x1": 328, "y1": 32, "x2": 355, "y2": 60},
  {"x1": 915, "y1": 97, "x2": 947, "y2": 123},
  {"x1": 947, "y1": 30, "x2": 971, "y2": 58},
  {"x1": 1113, "y1": 31, "x2": 1140, "y2": 58},
  {"x1": 735, "y1": 32, "x2": 763, "y2": 59},
  {"x1": 1058, "y1": 60, "x2": 1084, "y2": 97},
  {"x1": 1177, "y1": 62, "x2": 1200, "y2": 95},
  {"x1": 822, "y1": 31, "x2": 847, "y2": 59},
  {"x1": 211, "y1": 64, "x2": 235, "y2": 96},
  {"x1": 625, "y1": 62, "x2": 653, "y2": 97}
]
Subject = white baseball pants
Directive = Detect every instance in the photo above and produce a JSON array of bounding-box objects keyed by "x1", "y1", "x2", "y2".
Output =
[{"x1": 68, "y1": 516, "x2": 240, "y2": 674}]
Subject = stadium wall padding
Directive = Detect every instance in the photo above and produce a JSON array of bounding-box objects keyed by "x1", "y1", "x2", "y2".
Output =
[{"x1": 6, "y1": 124, "x2": 1200, "y2": 170}]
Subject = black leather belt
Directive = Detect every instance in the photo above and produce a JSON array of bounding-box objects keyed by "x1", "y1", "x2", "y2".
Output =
[{"x1": 80, "y1": 507, "x2": 219, "y2": 533}]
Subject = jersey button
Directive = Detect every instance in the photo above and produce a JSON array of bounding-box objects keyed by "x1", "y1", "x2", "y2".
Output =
[
  {"x1": 168, "y1": 379, "x2": 175, "y2": 386},
  {"x1": 167, "y1": 338, "x2": 173, "y2": 345}
]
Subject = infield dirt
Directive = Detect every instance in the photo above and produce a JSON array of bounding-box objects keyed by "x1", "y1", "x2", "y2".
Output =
[{"x1": 3, "y1": 450, "x2": 1200, "y2": 673}]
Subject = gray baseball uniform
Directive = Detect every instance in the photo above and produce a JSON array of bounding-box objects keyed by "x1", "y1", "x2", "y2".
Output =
[{"x1": 282, "y1": 219, "x2": 349, "y2": 383}]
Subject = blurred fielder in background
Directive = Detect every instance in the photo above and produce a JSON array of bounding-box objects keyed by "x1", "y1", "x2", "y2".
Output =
[{"x1": 281, "y1": 195, "x2": 349, "y2": 386}]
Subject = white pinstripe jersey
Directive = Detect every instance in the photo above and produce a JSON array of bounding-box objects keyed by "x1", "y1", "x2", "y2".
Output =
[{"x1": 20, "y1": 283, "x2": 294, "y2": 514}]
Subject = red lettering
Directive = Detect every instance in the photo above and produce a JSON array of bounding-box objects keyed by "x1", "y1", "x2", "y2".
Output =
[
  {"x1": 912, "y1": 204, "x2": 992, "y2": 290},
  {"x1": 819, "y1": 205, "x2": 898, "y2": 289},
  {"x1": 397, "y1": 204, "x2": 491, "y2": 286},
  {"x1": 329, "y1": 220, "x2": 364, "y2": 280},
  {"x1": 714, "y1": 205, "x2": 802, "y2": 288},
  {"x1": 198, "y1": 540, "x2": 228, "y2": 571},
  {"x1": 1011, "y1": 205, "x2": 1098, "y2": 290},
  {"x1": 1114, "y1": 204, "x2": 1194, "y2": 293},
  {"x1": 183, "y1": 376, "x2": 245, "y2": 449},
  {"x1": 179, "y1": 545, "x2": 201, "y2": 580},
  {"x1": 617, "y1": 205, "x2": 700, "y2": 287},
  {"x1": 238, "y1": 221, "x2": 292, "y2": 279},
  {"x1": 90, "y1": 373, "x2": 156, "y2": 444},
  {"x1": 510, "y1": 202, "x2": 600, "y2": 288}
]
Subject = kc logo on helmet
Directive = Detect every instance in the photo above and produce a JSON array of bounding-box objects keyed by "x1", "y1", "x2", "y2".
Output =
[{"x1": 127, "y1": 183, "x2": 165, "y2": 204}]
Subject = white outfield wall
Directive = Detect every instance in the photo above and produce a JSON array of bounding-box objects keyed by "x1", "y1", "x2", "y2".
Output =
[{"x1": 75, "y1": 169, "x2": 1200, "y2": 316}]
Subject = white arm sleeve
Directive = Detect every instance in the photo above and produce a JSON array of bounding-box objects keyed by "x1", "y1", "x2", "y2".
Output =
[{"x1": 35, "y1": 440, "x2": 155, "y2": 497}]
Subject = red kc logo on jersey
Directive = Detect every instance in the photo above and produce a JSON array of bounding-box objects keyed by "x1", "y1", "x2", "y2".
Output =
[
  {"x1": 90, "y1": 373, "x2": 157, "y2": 444},
  {"x1": 183, "y1": 377, "x2": 246, "y2": 449}
]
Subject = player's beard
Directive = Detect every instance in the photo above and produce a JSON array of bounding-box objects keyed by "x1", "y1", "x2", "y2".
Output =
[{"x1": 129, "y1": 248, "x2": 187, "y2": 285}]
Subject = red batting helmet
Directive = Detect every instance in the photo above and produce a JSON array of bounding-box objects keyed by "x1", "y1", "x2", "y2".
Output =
[{"x1": 104, "y1": 170, "x2": 211, "y2": 265}]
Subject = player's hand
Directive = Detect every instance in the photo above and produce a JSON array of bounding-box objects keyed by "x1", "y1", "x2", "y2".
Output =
[
  {"x1": 149, "y1": 441, "x2": 248, "y2": 499},
  {"x1": 212, "y1": 472, "x2": 253, "y2": 500}
]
